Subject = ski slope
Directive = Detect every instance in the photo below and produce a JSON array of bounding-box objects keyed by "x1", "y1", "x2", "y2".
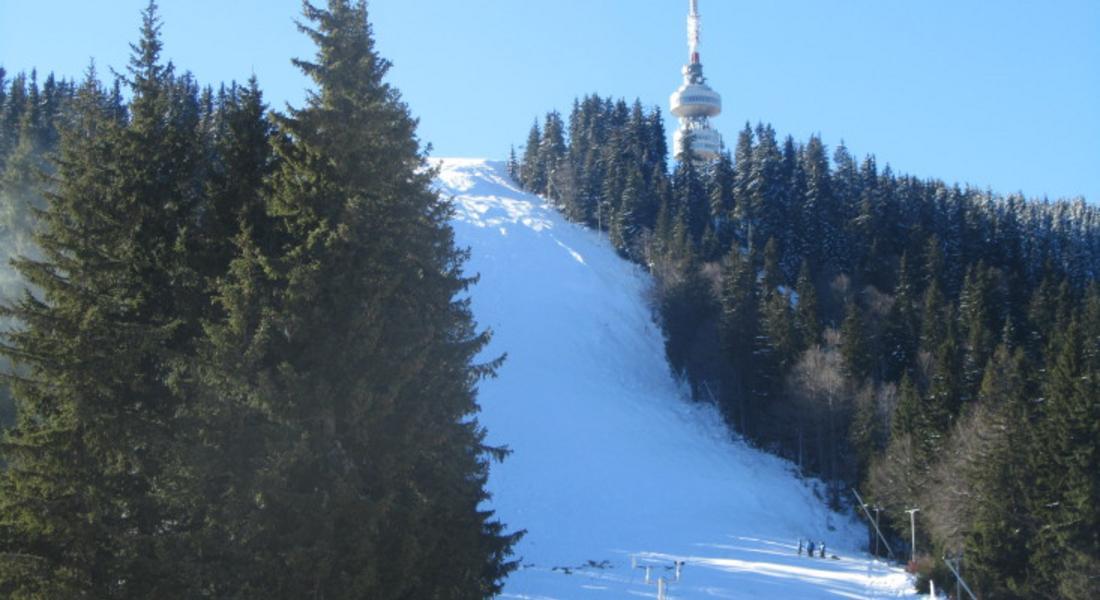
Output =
[{"x1": 436, "y1": 158, "x2": 918, "y2": 599}]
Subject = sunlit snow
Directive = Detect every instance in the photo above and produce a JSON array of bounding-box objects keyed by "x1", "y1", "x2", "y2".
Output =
[{"x1": 436, "y1": 158, "x2": 919, "y2": 599}]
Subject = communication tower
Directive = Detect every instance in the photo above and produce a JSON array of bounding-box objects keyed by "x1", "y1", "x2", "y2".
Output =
[{"x1": 669, "y1": 0, "x2": 723, "y2": 161}]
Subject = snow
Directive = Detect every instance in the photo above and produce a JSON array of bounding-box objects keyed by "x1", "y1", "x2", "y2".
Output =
[{"x1": 435, "y1": 158, "x2": 919, "y2": 599}]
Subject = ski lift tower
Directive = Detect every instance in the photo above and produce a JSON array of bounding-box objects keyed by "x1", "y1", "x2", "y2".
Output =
[{"x1": 670, "y1": 0, "x2": 723, "y2": 162}]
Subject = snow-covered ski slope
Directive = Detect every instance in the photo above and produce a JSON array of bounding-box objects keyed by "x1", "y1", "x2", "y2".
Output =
[{"x1": 436, "y1": 158, "x2": 918, "y2": 599}]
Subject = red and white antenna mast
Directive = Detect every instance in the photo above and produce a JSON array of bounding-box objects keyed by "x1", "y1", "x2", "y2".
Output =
[
  {"x1": 670, "y1": 0, "x2": 723, "y2": 162},
  {"x1": 688, "y1": 0, "x2": 701, "y2": 64}
]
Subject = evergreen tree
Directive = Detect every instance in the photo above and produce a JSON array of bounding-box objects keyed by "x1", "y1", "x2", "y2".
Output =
[
  {"x1": 195, "y1": 78, "x2": 275, "y2": 287},
  {"x1": 801, "y1": 135, "x2": 840, "y2": 273},
  {"x1": 0, "y1": 71, "x2": 74, "y2": 260},
  {"x1": 881, "y1": 253, "x2": 919, "y2": 381},
  {"x1": 731, "y1": 122, "x2": 754, "y2": 234},
  {"x1": 965, "y1": 345, "x2": 1033, "y2": 598},
  {"x1": 709, "y1": 150, "x2": 735, "y2": 246},
  {"x1": 610, "y1": 165, "x2": 645, "y2": 257},
  {"x1": 507, "y1": 144, "x2": 519, "y2": 183},
  {"x1": 922, "y1": 321, "x2": 962, "y2": 453},
  {"x1": 0, "y1": 73, "x2": 30, "y2": 173},
  {"x1": 1025, "y1": 274, "x2": 1070, "y2": 361},
  {"x1": 0, "y1": 67, "x2": 8, "y2": 165},
  {"x1": 157, "y1": 77, "x2": 277, "y2": 596},
  {"x1": 0, "y1": 106, "x2": 50, "y2": 254},
  {"x1": 920, "y1": 277, "x2": 948, "y2": 354},
  {"x1": 0, "y1": 3, "x2": 209, "y2": 591},
  {"x1": 753, "y1": 239, "x2": 795, "y2": 420},
  {"x1": 1026, "y1": 318, "x2": 1100, "y2": 597},
  {"x1": 760, "y1": 235, "x2": 783, "y2": 294},
  {"x1": 749, "y1": 124, "x2": 783, "y2": 249},
  {"x1": 840, "y1": 299, "x2": 873, "y2": 382},
  {"x1": 794, "y1": 259, "x2": 821, "y2": 350},
  {"x1": 190, "y1": 2, "x2": 519, "y2": 596},
  {"x1": 520, "y1": 119, "x2": 543, "y2": 192},
  {"x1": 671, "y1": 144, "x2": 708, "y2": 242},
  {"x1": 645, "y1": 105, "x2": 668, "y2": 168},
  {"x1": 891, "y1": 374, "x2": 922, "y2": 439},
  {"x1": 659, "y1": 250, "x2": 716, "y2": 382},
  {"x1": 539, "y1": 110, "x2": 567, "y2": 201},
  {"x1": 719, "y1": 245, "x2": 758, "y2": 432},
  {"x1": 959, "y1": 263, "x2": 1002, "y2": 400}
]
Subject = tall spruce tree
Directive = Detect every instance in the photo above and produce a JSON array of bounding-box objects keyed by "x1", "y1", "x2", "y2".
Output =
[
  {"x1": 195, "y1": 78, "x2": 276, "y2": 287},
  {"x1": 794, "y1": 260, "x2": 821, "y2": 351},
  {"x1": 0, "y1": 3, "x2": 210, "y2": 593},
  {"x1": 153, "y1": 77, "x2": 277, "y2": 597},
  {"x1": 718, "y1": 245, "x2": 758, "y2": 432},
  {"x1": 520, "y1": 119, "x2": 543, "y2": 192},
  {"x1": 881, "y1": 253, "x2": 919, "y2": 381},
  {"x1": 840, "y1": 299, "x2": 873, "y2": 382},
  {"x1": 192, "y1": 2, "x2": 519, "y2": 596},
  {"x1": 753, "y1": 238, "x2": 795, "y2": 423},
  {"x1": 1026, "y1": 315, "x2": 1100, "y2": 598},
  {"x1": 964, "y1": 345, "x2": 1032, "y2": 598}
]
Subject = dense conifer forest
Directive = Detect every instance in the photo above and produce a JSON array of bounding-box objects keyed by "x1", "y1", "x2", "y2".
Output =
[
  {"x1": 0, "y1": 2, "x2": 519, "y2": 597},
  {"x1": 515, "y1": 98, "x2": 1099, "y2": 597}
]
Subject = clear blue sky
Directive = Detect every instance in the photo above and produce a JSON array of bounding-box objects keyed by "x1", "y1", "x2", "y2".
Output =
[{"x1": 2, "y1": 0, "x2": 1098, "y2": 202}]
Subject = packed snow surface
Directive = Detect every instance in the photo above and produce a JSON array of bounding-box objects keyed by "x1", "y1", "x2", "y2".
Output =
[{"x1": 435, "y1": 158, "x2": 918, "y2": 599}]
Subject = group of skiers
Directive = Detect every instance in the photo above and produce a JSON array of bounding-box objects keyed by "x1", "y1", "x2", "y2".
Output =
[{"x1": 797, "y1": 539, "x2": 827, "y2": 558}]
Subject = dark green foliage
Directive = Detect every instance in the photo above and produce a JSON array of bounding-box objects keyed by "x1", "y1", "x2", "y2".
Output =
[
  {"x1": 0, "y1": 70, "x2": 74, "y2": 289},
  {"x1": 964, "y1": 345, "x2": 1032, "y2": 598},
  {"x1": 660, "y1": 253, "x2": 718, "y2": 383},
  {"x1": 520, "y1": 119, "x2": 543, "y2": 192},
  {"x1": 708, "y1": 151, "x2": 735, "y2": 248},
  {"x1": 0, "y1": 1, "x2": 518, "y2": 597},
  {"x1": 880, "y1": 254, "x2": 918, "y2": 381},
  {"x1": 194, "y1": 78, "x2": 275, "y2": 287},
  {"x1": 0, "y1": 7, "x2": 208, "y2": 590},
  {"x1": 891, "y1": 374, "x2": 921, "y2": 439},
  {"x1": 719, "y1": 245, "x2": 758, "y2": 432},
  {"x1": 794, "y1": 260, "x2": 821, "y2": 351},
  {"x1": 540, "y1": 110, "x2": 567, "y2": 201},
  {"x1": 922, "y1": 322, "x2": 962, "y2": 450},
  {"x1": 801, "y1": 135, "x2": 844, "y2": 274},
  {"x1": 518, "y1": 94, "x2": 667, "y2": 253},
  {"x1": 840, "y1": 300, "x2": 872, "y2": 382},
  {"x1": 0, "y1": 365, "x2": 11, "y2": 463},
  {"x1": 757, "y1": 238, "x2": 797, "y2": 375},
  {"x1": 176, "y1": 2, "x2": 519, "y2": 596},
  {"x1": 671, "y1": 149, "x2": 708, "y2": 243},
  {"x1": 1025, "y1": 314, "x2": 1100, "y2": 597},
  {"x1": 959, "y1": 263, "x2": 1003, "y2": 398},
  {"x1": 507, "y1": 144, "x2": 519, "y2": 182}
]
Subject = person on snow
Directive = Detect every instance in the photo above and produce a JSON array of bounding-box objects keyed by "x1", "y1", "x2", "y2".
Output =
[
  {"x1": 807, "y1": 541, "x2": 815, "y2": 557},
  {"x1": 798, "y1": 539, "x2": 803, "y2": 555},
  {"x1": 819, "y1": 542, "x2": 826, "y2": 558}
]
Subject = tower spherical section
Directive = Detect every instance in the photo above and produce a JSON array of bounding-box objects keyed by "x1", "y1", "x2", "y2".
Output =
[{"x1": 670, "y1": 83, "x2": 722, "y2": 118}]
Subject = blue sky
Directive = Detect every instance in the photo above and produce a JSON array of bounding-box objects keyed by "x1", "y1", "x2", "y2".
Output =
[{"x1": 2, "y1": 0, "x2": 1097, "y2": 202}]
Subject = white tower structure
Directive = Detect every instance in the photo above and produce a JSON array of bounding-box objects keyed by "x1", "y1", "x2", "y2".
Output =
[{"x1": 670, "y1": 0, "x2": 722, "y2": 162}]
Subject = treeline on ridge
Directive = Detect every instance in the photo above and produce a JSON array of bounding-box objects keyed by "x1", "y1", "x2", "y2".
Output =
[{"x1": 515, "y1": 97, "x2": 1099, "y2": 598}]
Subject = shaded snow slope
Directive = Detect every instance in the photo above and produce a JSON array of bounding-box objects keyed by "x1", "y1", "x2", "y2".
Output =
[{"x1": 436, "y1": 158, "x2": 917, "y2": 599}]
